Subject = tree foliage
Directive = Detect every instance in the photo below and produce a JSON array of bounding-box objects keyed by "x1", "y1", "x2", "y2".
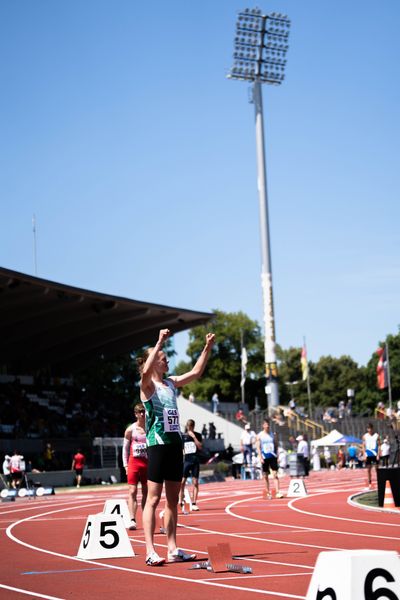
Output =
[
  {"x1": 176, "y1": 311, "x2": 400, "y2": 415},
  {"x1": 175, "y1": 310, "x2": 264, "y2": 405}
]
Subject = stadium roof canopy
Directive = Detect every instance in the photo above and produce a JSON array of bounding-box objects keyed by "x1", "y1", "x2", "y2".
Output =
[{"x1": 0, "y1": 267, "x2": 213, "y2": 373}]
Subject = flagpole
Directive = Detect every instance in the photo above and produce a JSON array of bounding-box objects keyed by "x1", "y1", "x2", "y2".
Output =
[
  {"x1": 240, "y1": 330, "x2": 245, "y2": 405},
  {"x1": 303, "y1": 336, "x2": 312, "y2": 419},
  {"x1": 386, "y1": 342, "x2": 392, "y2": 411}
]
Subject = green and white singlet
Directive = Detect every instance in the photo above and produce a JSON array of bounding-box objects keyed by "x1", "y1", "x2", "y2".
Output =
[{"x1": 144, "y1": 379, "x2": 182, "y2": 446}]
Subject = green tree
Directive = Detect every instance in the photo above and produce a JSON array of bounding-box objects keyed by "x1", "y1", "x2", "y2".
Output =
[
  {"x1": 175, "y1": 310, "x2": 264, "y2": 407},
  {"x1": 310, "y1": 355, "x2": 363, "y2": 410}
]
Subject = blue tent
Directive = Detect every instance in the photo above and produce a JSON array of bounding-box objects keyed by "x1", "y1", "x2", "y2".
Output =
[{"x1": 334, "y1": 434, "x2": 362, "y2": 444}]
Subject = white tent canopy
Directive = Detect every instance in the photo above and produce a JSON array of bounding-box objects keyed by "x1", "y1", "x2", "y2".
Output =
[{"x1": 311, "y1": 429, "x2": 343, "y2": 447}]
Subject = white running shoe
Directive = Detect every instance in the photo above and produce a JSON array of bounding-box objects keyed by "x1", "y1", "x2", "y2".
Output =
[
  {"x1": 129, "y1": 519, "x2": 137, "y2": 530},
  {"x1": 168, "y1": 548, "x2": 197, "y2": 563},
  {"x1": 191, "y1": 503, "x2": 199, "y2": 511},
  {"x1": 146, "y1": 552, "x2": 165, "y2": 566}
]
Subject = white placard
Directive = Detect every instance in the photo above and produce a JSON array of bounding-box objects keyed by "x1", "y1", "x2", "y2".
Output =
[
  {"x1": 287, "y1": 478, "x2": 307, "y2": 497},
  {"x1": 306, "y1": 549, "x2": 400, "y2": 600},
  {"x1": 77, "y1": 513, "x2": 135, "y2": 560},
  {"x1": 103, "y1": 498, "x2": 132, "y2": 528}
]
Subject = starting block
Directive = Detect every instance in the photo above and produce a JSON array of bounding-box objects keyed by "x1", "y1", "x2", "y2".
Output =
[
  {"x1": 306, "y1": 550, "x2": 400, "y2": 600},
  {"x1": 190, "y1": 543, "x2": 252, "y2": 574},
  {"x1": 103, "y1": 498, "x2": 131, "y2": 528},
  {"x1": 287, "y1": 478, "x2": 307, "y2": 497},
  {"x1": 77, "y1": 512, "x2": 135, "y2": 559}
]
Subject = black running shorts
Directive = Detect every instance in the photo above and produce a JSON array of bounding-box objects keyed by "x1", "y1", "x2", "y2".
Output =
[{"x1": 147, "y1": 444, "x2": 183, "y2": 483}]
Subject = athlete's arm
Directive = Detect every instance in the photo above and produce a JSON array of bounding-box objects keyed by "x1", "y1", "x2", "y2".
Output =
[
  {"x1": 256, "y1": 435, "x2": 264, "y2": 463},
  {"x1": 122, "y1": 426, "x2": 132, "y2": 470},
  {"x1": 170, "y1": 333, "x2": 215, "y2": 388},
  {"x1": 188, "y1": 431, "x2": 203, "y2": 450},
  {"x1": 140, "y1": 329, "x2": 170, "y2": 398}
]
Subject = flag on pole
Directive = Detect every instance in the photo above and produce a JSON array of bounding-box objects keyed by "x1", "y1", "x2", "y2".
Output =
[
  {"x1": 301, "y1": 343, "x2": 309, "y2": 381},
  {"x1": 240, "y1": 347, "x2": 248, "y2": 388},
  {"x1": 376, "y1": 346, "x2": 388, "y2": 389}
]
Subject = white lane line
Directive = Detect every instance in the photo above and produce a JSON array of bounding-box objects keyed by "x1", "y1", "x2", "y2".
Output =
[
  {"x1": 202, "y1": 572, "x2": 311, "y2": 582},
  {"x1": 0, "y1": 583, "x2": 65, "y2": 599},
  {"x1": 226, "y1": 494, "x2": 400, "y2": 542},
  {"x1": 288, "y1": 492, "x2": 400, "y2": 528},
  {"x1": 5, "y1": 500, "x2": 306, "y2": 599},
  {"x1": 179, "y1": 517, "x2": 341, "y2": 552}
]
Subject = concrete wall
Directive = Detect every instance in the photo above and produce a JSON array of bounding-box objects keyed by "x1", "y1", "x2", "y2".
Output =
[{"x1": 26, "y1": 468, "x2": 121, "y2": 488}]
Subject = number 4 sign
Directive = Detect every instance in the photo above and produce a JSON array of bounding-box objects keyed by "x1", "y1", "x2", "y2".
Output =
[
  {"x1": 306, "y1": 550, "x2": 400, "y2": 600},
  {"x1": 77, "y1": 513, "x2": 135, "y2": 560}
]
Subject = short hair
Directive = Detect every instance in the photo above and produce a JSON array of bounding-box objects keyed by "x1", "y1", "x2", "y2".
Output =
[
  {"x1": 367, "y1": 422, "x2": 374, "y2": 429},
  {"x1": 186, "y1": 419, "x2": 195, "y2": 428},
  {"x1": 263, "y1": 418, "x2": 270, "y2": 425},
  {"x1": 134, "y1": 402, "x2": 145, "y2": 413}
]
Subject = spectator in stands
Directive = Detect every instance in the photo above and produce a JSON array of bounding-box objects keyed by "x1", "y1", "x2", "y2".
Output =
[
  {"x1": 311, "y1": 444, "x2": 321, "y2": 471},
  {"x1": 346, "y1": 399, "x2": 353, "y2": 417},
  {"x1": 323, "y1": 446, "x2": 332, "y2": 469},
  {"x1": 338, "y1": 400, "x2": 345, "y2": 420},
  {"x1": 323, "y1": 408, "x2": 337, "y2": 423},
  {"x1": 208, "y1": 422, "x2": 216, "y2": 440},
  {"x1": 9, "y1": 450, "x2": 24, "y2": 489},
  {"x1": 347, "y1": 444, "x2": 358, "y2": 469},
  {"x1": 201, "y1": 424, "x2": 208, "y2": 439},
  {"x1": 240, "y1": 423, "x2": 256, "y2": 466},
  {"x1": 43, "y1": 443, "x2": 56, "y2": 471},
  {"x1": 2, "y1": 455, "x2": 11, "y2": 488},
  {"x1": 296, "y1": 435, "x2": 310, "y2": 476},
  {"x1": 376, "y1": 402, "x2": 385, "y2": 420},
  {"x1": 337, "y1": 446, "x2": 346, "y2": 469},
  {"x1": 211, "y1": 392, "x2": 219, "y2": 414},
  {"x1": 71, "y1": 448, "x2": 86, "y2": 489},
  {"x1": 380, "y1": 436, "x2": 390, "y2": 467},
  {"x1": 235, "y1": 408, "x2": 247, "y2": 424}
]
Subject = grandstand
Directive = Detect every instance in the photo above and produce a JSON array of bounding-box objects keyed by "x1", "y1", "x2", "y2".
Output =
[{"x1": 0, "y1": 267, "x2": 213, "y2": 475}]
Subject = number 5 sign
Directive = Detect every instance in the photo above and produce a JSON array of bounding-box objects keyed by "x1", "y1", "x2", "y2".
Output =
[
  {"x1": 77, "y1": 513, "x2": 135, "y2": 559},
  {"x1": 306, "y1": 550, "x2": 400, "y2": 600}
]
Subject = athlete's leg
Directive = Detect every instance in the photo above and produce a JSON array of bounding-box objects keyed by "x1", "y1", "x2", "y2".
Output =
[
  {"x1": 192, "y1": 477, "x2": 199, "y2": 504},
  {"x1": 164, "y1": 479, "x2": 181, "y2": 554},
  {"x1": 143, "y1": 480, "x2": 163, "y2": 556},
  {"x1": 128, "y1": 483, "x2": 138, "y2": 519}
]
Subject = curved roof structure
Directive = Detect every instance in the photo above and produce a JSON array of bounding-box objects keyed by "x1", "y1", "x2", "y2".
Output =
[{"x1": 0, "y1": 267, "x2": 213, "y2": 373}]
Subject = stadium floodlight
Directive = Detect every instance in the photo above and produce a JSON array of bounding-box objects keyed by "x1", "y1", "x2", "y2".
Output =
[{"x1": 228, "y1": 7, "x2": 291, "y2": 411}]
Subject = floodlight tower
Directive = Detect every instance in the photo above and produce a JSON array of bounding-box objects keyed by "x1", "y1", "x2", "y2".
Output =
[{"x1": 228, "y1": 8, "x2": 290, "y2": 411}]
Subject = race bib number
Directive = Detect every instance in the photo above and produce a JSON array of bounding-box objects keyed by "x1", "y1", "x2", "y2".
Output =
[
  {"x1": 184, "y1": 441, "x2": 196, "y2": 455},
  {"x1": 132, "y1": 443, "x2": 147, "y2": 457},
  {"x1": 262, "y1": 441, "x2": 274, "y2": 455},
  {"x1": 163, "y1": 408, "x2": 180, "y2": 433}
]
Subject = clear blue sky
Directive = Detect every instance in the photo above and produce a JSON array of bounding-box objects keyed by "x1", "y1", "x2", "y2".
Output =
[{"x1": 1, "y1": 0, "x2": 399, "y2": 368}]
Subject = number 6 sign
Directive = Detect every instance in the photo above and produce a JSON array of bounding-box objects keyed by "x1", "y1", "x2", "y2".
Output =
[
  {"x1": 77, "y1": 513, "x2": 135, "y2": 559},
  {"x1": 306, "y1": 550, "x2": 400, "y2": 600}
]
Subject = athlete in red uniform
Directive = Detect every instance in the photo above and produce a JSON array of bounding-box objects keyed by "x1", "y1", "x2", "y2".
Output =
[
  {"x1": 71, "y1": 450, "x2": 85, "y2": 488},
  {"x1": 122, "y1": 403, "x2": 148, "y2": 530}
]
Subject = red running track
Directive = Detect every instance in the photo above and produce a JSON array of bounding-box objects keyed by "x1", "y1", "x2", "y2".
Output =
[{"x1": 1, "y1": 469, "x2": 399, "y2": 600}]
